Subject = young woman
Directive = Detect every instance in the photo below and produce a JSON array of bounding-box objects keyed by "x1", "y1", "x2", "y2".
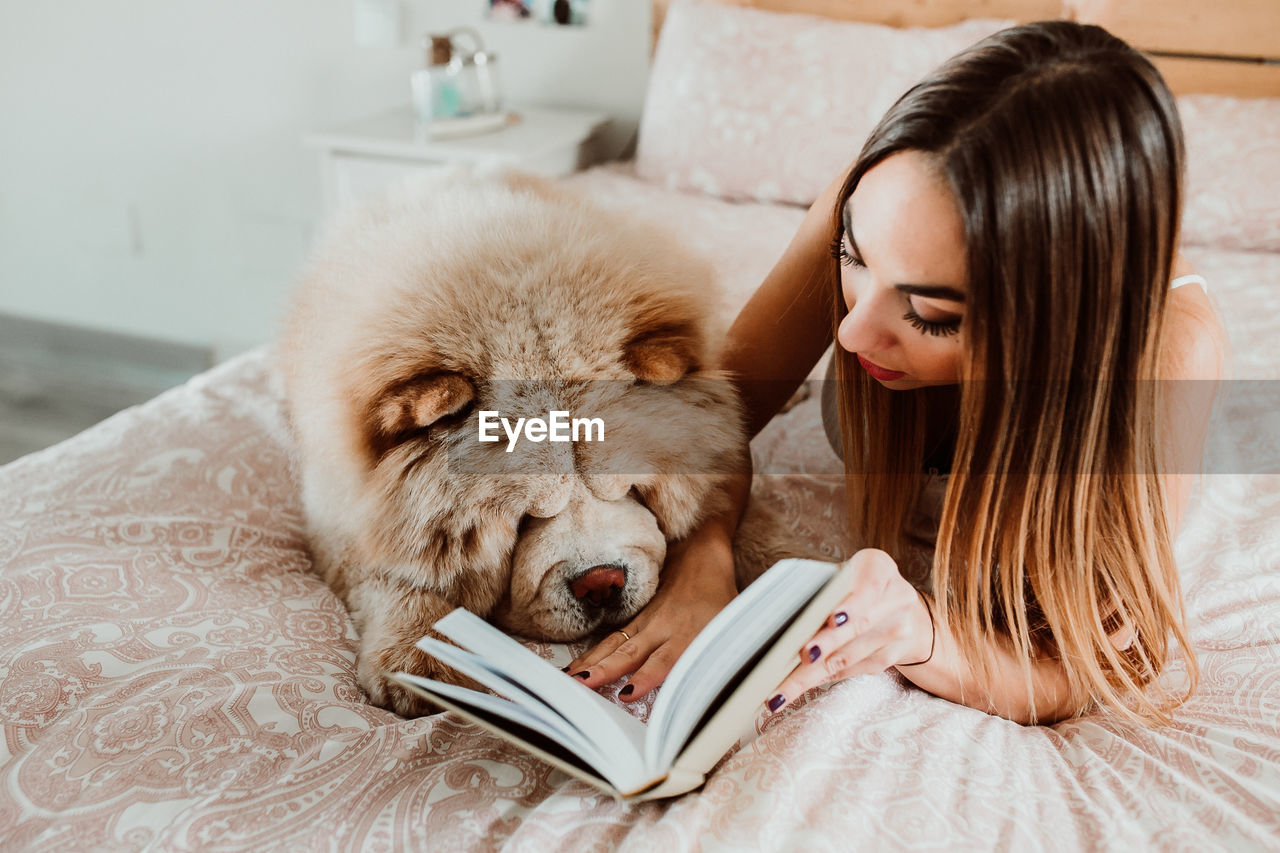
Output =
[{"x1": 566, "y1": 20, "x2": 1224, "y2": 725}]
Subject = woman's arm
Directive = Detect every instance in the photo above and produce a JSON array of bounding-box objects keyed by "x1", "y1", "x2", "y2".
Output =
[
  {"x1": 891, "y1": 595, "x2": 1076, "y2": 725},
  {"x1": 722, "y1": 174, "x2": 843, "y2": 437},
  {"x1": 564, "y1": 175, "x2": 846, "y2": 693},
  {"x1": 770, "y1": 549, "x2": 1078, "y2": 725}
]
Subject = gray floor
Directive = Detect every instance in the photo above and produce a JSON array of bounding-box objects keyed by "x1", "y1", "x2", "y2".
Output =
[{"x1": 0, "y1": 313, "x2": 213, "y2": 466}]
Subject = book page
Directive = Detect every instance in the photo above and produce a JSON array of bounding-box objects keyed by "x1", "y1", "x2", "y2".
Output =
[
  {"x1": 388, "y1": 673, "x2": 630, "y2": 798},
  {"x1": 389, "y1": 672, "x2": 615, "y2": 774},
  {"x1": 645, "y1": 558, "x2": 841, "y2": 772},
  {"x1": 416, "y1": 637, "x2": 575, "y2": 724},
  {"x1": 666, "y1": 567, "x2": 851, "y2": 780},
  {"x1": 429, "y1": 609, "x2": 650, "y2": 790},
  {"x1": 406, "y1": 643, "x2": 611, "y2": 764}
]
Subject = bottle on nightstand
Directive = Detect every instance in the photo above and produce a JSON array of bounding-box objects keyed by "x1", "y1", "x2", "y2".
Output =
[{"x1": 411, "y1": 29, "x2": 503, "y2": 126}]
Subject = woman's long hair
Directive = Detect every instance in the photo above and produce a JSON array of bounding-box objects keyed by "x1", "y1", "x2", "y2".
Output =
[{"x1": 833, "y1": 20, "x2": 1198, "y2": 723}]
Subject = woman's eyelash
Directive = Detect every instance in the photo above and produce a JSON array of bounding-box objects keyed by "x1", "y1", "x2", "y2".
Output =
[
  {"x1": 828, "y1": 235, "x2": 864, "y2": 268},
  {"x1": 903, "y1": 308, "x2": 961, "y2": 337}
]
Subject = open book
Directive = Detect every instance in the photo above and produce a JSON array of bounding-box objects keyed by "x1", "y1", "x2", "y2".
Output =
[{"x1": 388, "y1": 557, "x2": 847, "y2": 800}]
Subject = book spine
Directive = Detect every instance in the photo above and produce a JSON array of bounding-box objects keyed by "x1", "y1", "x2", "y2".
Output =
[{"x1": 627, "y1": 767, "x2": 706, "y2": 801}]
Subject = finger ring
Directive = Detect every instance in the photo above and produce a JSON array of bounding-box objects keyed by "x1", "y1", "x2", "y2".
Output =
[{"x1": 615, "y1": 629, "x2": 631, "y2": 642}]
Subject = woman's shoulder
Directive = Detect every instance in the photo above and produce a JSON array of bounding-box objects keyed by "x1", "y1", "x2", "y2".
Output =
[
  {"x1": 1161, "y1": 281, "x2": 1226, "y2": 382},
  {"x1": 1158, "y1": 276, "x2": 1225, "y2": 533}
]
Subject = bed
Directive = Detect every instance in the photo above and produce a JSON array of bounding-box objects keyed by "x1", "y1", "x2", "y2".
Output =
[{"x1": 3, "y1": 0, "x2": 1279, "y2": 849}]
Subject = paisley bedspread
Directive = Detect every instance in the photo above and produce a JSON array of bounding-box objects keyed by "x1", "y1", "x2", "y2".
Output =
[{"x1": 2, "y1": 165, "x2": 1278, "y2": 851}]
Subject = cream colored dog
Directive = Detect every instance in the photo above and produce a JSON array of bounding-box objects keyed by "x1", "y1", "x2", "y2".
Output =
[{"x1": 279, "y1": 172, "x2": 794, "y2": 716}]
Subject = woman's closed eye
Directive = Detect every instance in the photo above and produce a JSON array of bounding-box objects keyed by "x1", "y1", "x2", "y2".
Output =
[{"x1": 903, "y1": 299, "x2": 962, "y2": 337}]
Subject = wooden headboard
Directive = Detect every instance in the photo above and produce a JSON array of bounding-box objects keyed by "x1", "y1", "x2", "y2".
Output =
[{"x1": 651, "y1": 0, "x2": 1280, "y2": 97}]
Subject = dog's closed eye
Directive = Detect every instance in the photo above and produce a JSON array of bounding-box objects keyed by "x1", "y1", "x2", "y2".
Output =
[
  {"x1": 623, "y1": 323, "x2": 701, "y2": 385},
  {"x1": 365, "y1": 372, "x2": 475, "y2": 458}
]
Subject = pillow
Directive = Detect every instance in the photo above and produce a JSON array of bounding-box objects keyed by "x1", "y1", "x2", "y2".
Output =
[
  {"x1": 1177, "y1": 94, "x2": 1280, "y2": 252},
  {"x1": 635, "y1": 0, "x2": 1011, "y2": 206}
]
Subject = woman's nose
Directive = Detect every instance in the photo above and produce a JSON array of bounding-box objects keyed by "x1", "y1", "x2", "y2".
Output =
[{"x1": 837, "y1": 286, "x2": 896, "y2": 354}]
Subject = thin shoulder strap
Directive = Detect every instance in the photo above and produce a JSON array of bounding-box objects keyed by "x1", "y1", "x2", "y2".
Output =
[{"x1": 1170, "y1": 273, "x2": 1208, "y2": 291}]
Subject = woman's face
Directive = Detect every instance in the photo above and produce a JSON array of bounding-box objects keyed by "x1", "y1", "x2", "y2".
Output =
[{"x1": 836, "y1": 150, "x2": 967, "y2": 389}]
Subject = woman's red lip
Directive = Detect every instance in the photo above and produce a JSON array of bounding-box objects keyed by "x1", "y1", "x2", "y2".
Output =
[{"x1": 857, "y1": 354, "x2": 906, "y2": 381}]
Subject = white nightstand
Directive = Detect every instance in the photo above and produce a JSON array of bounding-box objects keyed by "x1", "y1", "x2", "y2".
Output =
[{"x1": 304, "y1": 106, "x2": 611, "y2": 213}]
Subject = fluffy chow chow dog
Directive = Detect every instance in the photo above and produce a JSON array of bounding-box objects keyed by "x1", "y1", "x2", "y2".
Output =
[{"x1": 279, "y1": 172, "x2": 795, "y2": 716}]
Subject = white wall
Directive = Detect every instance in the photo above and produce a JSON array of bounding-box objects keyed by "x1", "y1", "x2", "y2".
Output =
[{"x1": 0, "y1": 0, "x2": 651, "y2": 360}]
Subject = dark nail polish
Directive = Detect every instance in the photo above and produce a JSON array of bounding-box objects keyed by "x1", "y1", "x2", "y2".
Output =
[
  {"x1": 834, "y1": 611, "x2": 848, "y2": 627},
  {"x1": 572, "y1": 671, "x2": 590, "y2": 679},
  {"x1": 767, "y1": 694, "x2": 786, "y2": 713},
  {"x1": 561, "y1": 666, "x2": 571, "y2": 672},
  {"x1": 807, "y1": 645, "x2": 821, "y2": 663},
  {"x1": 619, "y1": 685, "x2": 634, "y2": 699}
]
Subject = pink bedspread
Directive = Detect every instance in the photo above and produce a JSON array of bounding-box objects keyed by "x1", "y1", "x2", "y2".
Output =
[{"x1": 2, "y1": 167, "x2": 1278, "y2": 850}]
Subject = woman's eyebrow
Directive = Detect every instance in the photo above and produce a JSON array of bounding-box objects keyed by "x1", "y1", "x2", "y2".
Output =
[{"x1": 895, "y1": 284, "x2": 966, "y2": 302}]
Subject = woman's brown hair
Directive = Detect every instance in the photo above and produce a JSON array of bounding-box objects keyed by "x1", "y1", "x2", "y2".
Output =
[{"x1": 832, "y1": 20, "x2": 1198, "y2": 723}]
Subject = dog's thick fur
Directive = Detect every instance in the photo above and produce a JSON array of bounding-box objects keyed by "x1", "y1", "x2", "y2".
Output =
[{"x1": 279, "y1": 172, "x2": 798, "y2": 716}]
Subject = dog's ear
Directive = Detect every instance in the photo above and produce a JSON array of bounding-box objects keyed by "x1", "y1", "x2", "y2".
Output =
[
  {"x1": 366, "y1": 372, "x2": 475, "y2": 457},
  {"x1": 624, "y1": 323, "x2": 701, "y2": 385}
]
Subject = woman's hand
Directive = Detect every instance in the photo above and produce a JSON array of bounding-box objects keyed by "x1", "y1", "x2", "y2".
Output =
[
  {"x1": 562, "y1": 526, "x2": 738, "y2": 701},
  {"x1": 766, "y1": 548, "x2": 933, "y2": 713}
]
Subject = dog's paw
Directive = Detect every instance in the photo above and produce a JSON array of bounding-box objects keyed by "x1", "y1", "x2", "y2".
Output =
[
  {"x1": 356, "y1": 640, "x2": 440, "y2": 717},
  {"x1": 358, "y1": 638, "x2": 480, "y2": 718},
  {"x1": 366, "y1": 670, "x2": 439, "y2": 718}
]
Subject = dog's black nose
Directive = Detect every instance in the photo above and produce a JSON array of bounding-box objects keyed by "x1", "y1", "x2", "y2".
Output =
[{"x1": 569, "y1": 565, "x2": 626, "y2": 609}]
